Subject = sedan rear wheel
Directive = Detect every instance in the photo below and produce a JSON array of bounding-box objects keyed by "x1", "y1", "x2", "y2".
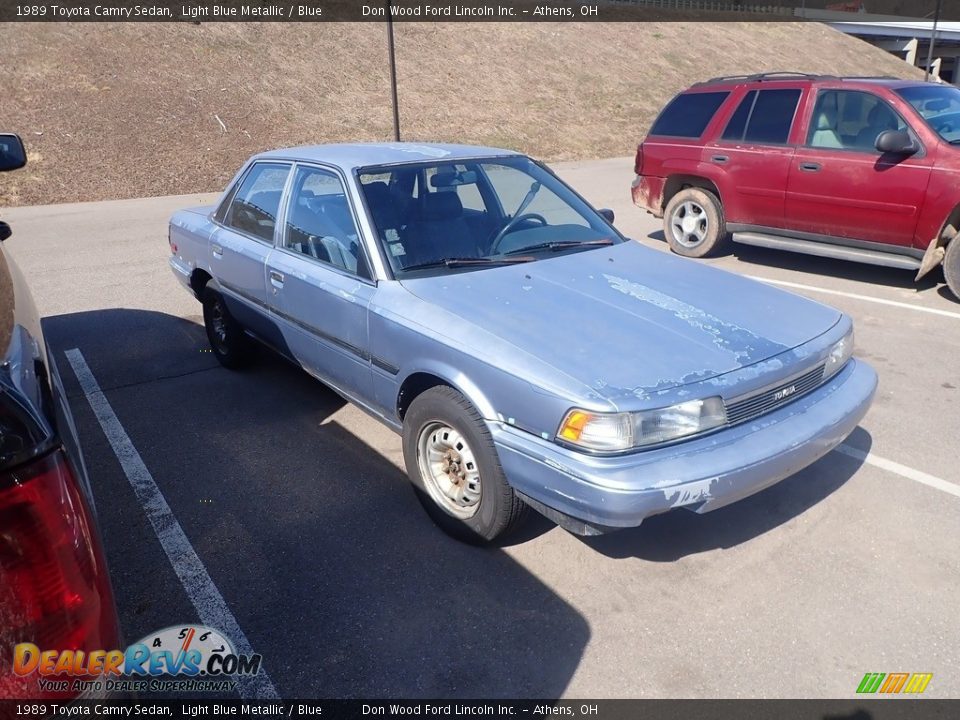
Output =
[
  {"x1": 664, "y1": 187, "x2": 727, "y2": 258},
  {"x1": 202, "y1": 288, "x2": 254, "y2": 369},
  {"x1": 402, "y1": 386, "x2": 528, "y2": 544}
]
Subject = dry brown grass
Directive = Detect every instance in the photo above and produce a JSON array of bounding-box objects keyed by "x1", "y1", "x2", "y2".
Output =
[{"x1": 0, "y1": 21, "x2": 922, "y2": 206}]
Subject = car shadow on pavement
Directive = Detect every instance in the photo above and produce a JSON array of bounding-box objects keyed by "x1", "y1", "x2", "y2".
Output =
[
  {"x1": 823, "y1": 711, "x2": 872, "y2": 720},
  {"x1": 937, "y1": 285, "x2": 960, "y2": 304},
  {"x1": 644, "y1": 229, "x2": 952, "y2": 300},
  {"x1": 581, "y1": 427, "x2": 871, "y2": 561},
  {"x1": 44, "y1": 308, "x2": 591, "y2": 699}
]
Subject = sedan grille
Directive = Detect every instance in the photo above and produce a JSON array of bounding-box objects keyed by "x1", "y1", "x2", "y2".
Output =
[{"x1": 724, "y1": 364, "x2": 825, "y2": 426}]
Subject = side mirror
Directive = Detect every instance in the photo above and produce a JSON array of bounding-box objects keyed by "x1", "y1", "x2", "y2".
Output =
[
  {"x1": 876, "y1": 130, "x2": 918, "y2": 155},
  {"x1": 598, "y1": 208, "x2": 615, "y2": 224},
  {"x1": 0, "y1": 134, "x2": 26, "y2": 172},
  {"x1": 0, "y1": 222, "x2": 11, "y2": 242}
]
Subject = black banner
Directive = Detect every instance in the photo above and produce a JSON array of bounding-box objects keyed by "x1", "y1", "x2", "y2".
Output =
[
  {"x1": 1, "y1": 700, "x2": 959, "y2": 720},
  {"x1": 1, "y1": 0, "x2": 959, "y2": 23}
]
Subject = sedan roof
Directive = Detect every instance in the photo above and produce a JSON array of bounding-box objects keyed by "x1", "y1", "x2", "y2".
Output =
[{"x1": 254, "y1": 142, "x2": 521, "y2": 171}]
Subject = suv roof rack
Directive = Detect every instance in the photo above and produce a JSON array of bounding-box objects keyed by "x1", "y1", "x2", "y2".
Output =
[
  {"x1": 699, "y1": 72, "x2": 833, "y2": 85},
  {"x1": 699, "y1": 72, "x2": 904, "y2": 87}
]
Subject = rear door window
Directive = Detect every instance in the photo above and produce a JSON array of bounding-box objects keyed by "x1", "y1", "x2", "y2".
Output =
[
  {"x1": 649, "y1": 91, "x2": 729, "y2": 138},
  {"x1": 223, "y1": 162, "x2": 290, "y2": 243},
  {"x1": 722, "y1": 88, "x2": 801, "y2": 145}
]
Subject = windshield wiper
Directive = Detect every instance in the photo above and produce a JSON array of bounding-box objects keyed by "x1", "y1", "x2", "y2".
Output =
[
  {"x1": 400, "y1": 256, "x2": 535, "y2": 272},
  {"x1": 503, "y1": 238, "x2": 615, "y2": 255}
]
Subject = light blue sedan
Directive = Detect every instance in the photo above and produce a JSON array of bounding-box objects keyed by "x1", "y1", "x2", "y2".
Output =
[{"x1": 169, "y1": 143, "x2": 877, "y2": 543}]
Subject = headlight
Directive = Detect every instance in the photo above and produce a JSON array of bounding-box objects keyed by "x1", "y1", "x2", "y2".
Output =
[
  {"x1": 557, "y1": 397, "x2": 727, "y2": 453},
  {"x1": 823, "y1": 328, "x2": 854, "y2": 380},
  {"x1": 557, "y1": 409, "x2": 633, "y2": 452}
]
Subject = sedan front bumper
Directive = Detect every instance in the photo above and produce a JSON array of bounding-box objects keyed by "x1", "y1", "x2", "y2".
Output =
[{"x1": 492, "y1": 359, "x2": 877, "y2": 532}]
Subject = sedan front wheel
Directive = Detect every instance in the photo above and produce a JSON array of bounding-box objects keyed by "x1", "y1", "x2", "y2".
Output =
[{"x1": 402, "y1": 386, "x2": 528, "y2": 544}]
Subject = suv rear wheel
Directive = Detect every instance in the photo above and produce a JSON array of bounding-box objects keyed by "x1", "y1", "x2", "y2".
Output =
[
  {"x1": 945, "y1": 239, "x2": 960, "y2": 301},
  {"x1": 664, "y1": 187, "x2": 727, "y2": 258}
]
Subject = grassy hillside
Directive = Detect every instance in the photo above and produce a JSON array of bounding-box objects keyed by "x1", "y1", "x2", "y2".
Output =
[{"x1": 1, "y1": 21, "x2": 922, "y2": 206}]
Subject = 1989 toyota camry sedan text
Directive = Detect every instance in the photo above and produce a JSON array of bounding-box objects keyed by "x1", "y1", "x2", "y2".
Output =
[{"x1": 168, "y1": 143, "x2": 877, "y2": 542}]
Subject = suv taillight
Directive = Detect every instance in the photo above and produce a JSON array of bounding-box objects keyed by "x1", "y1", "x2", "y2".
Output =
[
  {"x1": 0, "y1": 450, "x2": 119, "y2": 700},
  {"x1": 634, "y1": 144, "x2": 644, "y2": 176}
]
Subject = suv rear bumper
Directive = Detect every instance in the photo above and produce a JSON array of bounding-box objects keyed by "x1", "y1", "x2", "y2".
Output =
[
  {"x1": 491, "y1": 359, "x2": 876, "y2": 532},
  {"x1": 631, "y1": 175, "x2": 666, "y2": 217}
]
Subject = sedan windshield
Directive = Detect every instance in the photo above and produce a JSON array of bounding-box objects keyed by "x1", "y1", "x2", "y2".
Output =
[
  {"x1": 896, "y1": 85, "x2": 960, "y2": 144},
  {"x1": 357, "y1": 156, "x2": 620, "y2": 275}
]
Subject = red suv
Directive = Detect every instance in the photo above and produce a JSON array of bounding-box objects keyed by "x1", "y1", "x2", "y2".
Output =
[
  {"x1": 0, "y1": 134, "x2": 121, "y2": 700},
  {"x1": 632, "y1": 72, "x2": 960, "y2": 299}
]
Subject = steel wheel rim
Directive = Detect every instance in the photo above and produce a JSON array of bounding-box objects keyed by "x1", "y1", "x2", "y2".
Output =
[
  {"x1": 670, "y1": 200, "x2": 709, "y2": 248},
  {"x1": 210, "y1": 299, "x2": 229, "y2": 350},
  {"x1": 416, "y1": 422, "x2": 482, "y2": 519}
]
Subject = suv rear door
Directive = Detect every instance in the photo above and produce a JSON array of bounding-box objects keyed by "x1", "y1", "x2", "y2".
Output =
[
  {"x1": 785, "y1": 87, "x2": 933, "y2": 247},
  {"x1": 710, "y1": 83, "x2": 806, "y2": 229}
]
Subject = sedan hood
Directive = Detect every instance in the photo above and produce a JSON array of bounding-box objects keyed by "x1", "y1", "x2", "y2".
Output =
[{"x1": 400, "y1": 242, "x2": 840, "y2": 402}]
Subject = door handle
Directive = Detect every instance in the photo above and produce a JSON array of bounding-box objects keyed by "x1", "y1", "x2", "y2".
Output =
[
  {"x1": 211, "y1": 243, "x2": 223, "y2": 258},
  {"x1": 711, "y1": 155, "x2": 729, "y2": 164},
  {"x1": 269, "y1": 270, "x2": 285, "y2": 289},
  {"x1": 799, "y1": 162, "x2": 822, "y2": 172}
]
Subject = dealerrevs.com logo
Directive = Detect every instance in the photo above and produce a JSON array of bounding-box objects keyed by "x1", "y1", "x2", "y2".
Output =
[
  {"x1": 856, "y1": 672, "x2": 933, "y2": 695},
  {"x1": 13, "y1": 624, "x2": 263, "y2": 694}
]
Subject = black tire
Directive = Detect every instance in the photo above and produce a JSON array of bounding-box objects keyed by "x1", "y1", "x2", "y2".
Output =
[
  {"x1": 944, "y1": 239, "x2": 960, "y2": 302},
  {"x1": 663, "y1": 187, "x2": 727, "y2": 258},
  {"x1": 402, "y1": 386, "x2": 528, "y2": 544},
  {"x1": 202, "y1": 287, "x2": 255, "y2": 369}
]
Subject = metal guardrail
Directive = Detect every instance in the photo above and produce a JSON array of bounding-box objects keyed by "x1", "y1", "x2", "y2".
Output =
[{"x1": 627, "y1": 0, "x2": 796, "y2": 14}]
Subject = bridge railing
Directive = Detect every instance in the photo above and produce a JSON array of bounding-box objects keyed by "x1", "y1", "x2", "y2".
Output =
[{"x1": 623, "y1": 0, "x2": 797, "y2": 15}]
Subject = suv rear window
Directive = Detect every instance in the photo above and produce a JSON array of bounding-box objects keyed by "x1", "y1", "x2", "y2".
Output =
[
  {"x1": 649, "y1": 91, "x2": 729, "y2": 138},
  {"x1": 722, "y1": 88, "x2": 801, "y2": 145}
]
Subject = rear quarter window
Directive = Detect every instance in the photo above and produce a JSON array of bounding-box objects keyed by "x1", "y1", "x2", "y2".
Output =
[{"x1": 649, "y1": 91, "x2": 729, "y2": 139}]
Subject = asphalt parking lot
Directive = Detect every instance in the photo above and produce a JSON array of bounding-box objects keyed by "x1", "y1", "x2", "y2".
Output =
[{"x1": 4, "y1": 157, "x2": 959, "y2": 699}]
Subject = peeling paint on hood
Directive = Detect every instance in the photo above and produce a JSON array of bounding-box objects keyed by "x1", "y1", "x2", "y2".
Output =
[
  {"x1": 400, "y1": 241, "x2": 841, "y2": 401},
  {"x1": 602, "y1": 273, "x2": 769, "y2": 364}
]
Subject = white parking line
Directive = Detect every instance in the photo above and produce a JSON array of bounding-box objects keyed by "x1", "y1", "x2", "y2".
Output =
[
  {"x1": 64, "y1": 348, "x2": 280, "y2": 700},
  {"x1": 746, "y1": 276, "x2": 960, "y2": 320},
  {"x1": 836, "y1": 443, "x2": 960, "y2": 499}
]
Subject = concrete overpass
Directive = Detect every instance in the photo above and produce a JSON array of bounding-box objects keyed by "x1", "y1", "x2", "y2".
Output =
[{"x1": 800, "y1": 9, "x2": 960, "y2": 82}]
